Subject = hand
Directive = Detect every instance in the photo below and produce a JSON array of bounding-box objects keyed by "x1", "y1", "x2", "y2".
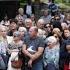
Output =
[
  {"x1": 69, "y1": 62, "x2": 70, "y2": 69},
  {"x1": 30, "y1": 55, "x2": 36, "y2": 61},
  {"x1": 68, "y1": 51, "x2": 70, "y2": 53},
  {"x1": 28, "y1": 59, "x2": 32, "y2": 68}
]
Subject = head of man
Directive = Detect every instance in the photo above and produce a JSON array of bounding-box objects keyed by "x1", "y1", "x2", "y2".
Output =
[
  {"x1": 43, "y1": 9, "x2": 49, "y2": 16},
  {"x1": 29, "y1": 26, "x2": 38, "y2": 38},
  {"x1": 18, "y1": 8, "x2": 24, "y2": 16},
  {"x1": 63, "y1": 29, "x2": 70, "y2": 38},
  {"x1": 25, "y1": 18, "x2": 32, "y2": 30},
  {"x1": 37, "y1": 19, "x2": 45, "y2": 29}
]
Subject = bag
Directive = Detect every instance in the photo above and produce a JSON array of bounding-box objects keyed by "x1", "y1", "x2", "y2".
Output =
[
  {"x1": 11, "y1": 51, "x2": 23, "y2": 68},
  {"x1": 11, "y1": 58, "x2": 22, "y2": 68},
  {"x1": 64, "y1": 64, "x2": 70, "y2": 70}
]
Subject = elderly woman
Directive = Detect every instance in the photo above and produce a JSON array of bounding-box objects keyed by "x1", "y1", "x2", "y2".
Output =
[
  {"x1": 7, "y1": 31, "x2": 23, "y2": 70},
  {"x1": 43, "y1": 36, "x2": 60, "y2": 70},
  {"x1": 18, "y1": 27, "x2": 27, "y2": 40}
]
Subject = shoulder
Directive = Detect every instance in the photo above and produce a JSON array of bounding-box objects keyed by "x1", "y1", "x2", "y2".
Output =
[
  {"x1": 24, "y1": 34, "x2": 30, "y2": 40},
  {"x1": 36, "y1": 36, "x2": 44, "y2": 41}
]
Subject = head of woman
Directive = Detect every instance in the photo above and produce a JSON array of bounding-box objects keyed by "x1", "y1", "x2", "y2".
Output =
[
  {"x1": 18, "y1": 27, "x2": 27, "y2": 38},
  {"x1": 52, "y1": 28, "x2": 62, "y2": 37},
  {"x1": 0, "y1": 25, "x2": 7, "y2": 38},
  {"x1": 46, "y1": 36, "x2": 57, "y2": 49},
  {"x1": 13, "y1": 31, "x2": 21, "y2": 42},
  {"x1": 63, "y1": 29, "x2": 70, "y2": 39}
]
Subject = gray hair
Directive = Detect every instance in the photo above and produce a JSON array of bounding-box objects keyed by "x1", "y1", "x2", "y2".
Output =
[
  {"x1": 18, "y1": 27, "x2": 27, "y2": 33},
  {"x1": 45, "y1": 36, "x2": 57, "y2": 44}
]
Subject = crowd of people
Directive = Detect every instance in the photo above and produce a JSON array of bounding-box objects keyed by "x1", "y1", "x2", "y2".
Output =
[{"x1": 0, "y1": 2, "x2": 70, "y2": 70}]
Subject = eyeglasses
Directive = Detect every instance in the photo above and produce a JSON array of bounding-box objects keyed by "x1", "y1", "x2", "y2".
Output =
[
  {"x1": 13, "y1": 35, "x2": 18, "y2": 37},
  {"x1": 45, "y1": 26, "x2": 51, "y2": 28}
]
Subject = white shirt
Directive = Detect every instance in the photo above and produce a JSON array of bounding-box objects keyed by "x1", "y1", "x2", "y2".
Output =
[{"x1": 26, "y1": 5, "x2": 32, "y2": 15}]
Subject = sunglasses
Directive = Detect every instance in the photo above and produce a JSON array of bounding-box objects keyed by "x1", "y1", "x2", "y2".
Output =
[
  {"x1": 13, "y1": 35, "x2": 18, "y2": 37},
  {"x1": 45, "y1": 26, "x2": 51, "y2": 28}
]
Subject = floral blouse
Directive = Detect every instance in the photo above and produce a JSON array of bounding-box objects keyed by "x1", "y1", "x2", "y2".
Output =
[{"x1": 43, "y1": 45, "x2": 60, "y2": 68}]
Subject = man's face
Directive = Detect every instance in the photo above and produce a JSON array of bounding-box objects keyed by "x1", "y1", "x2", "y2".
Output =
[
  {"x1": 64, "y1": 30, "x2": 70, "y2": 38},
  {"x1": 29, "y1": 27, "x2": 36, "y2": 38},
  {"x1": 25, "y1": 21, "x2": 32, "y2": 29},
  {"x1": 37, "y1": 22, "x2": 44, "y2": 29},
  {"x1": 44, "y1": 10, "x2": 48, "y2": 16}
]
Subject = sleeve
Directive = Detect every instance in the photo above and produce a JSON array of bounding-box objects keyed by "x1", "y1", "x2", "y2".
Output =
[
  {"x1": 60, "y1": 40, "x2": 70, "y2": 59},
  {"x1": 38, "y1": 37, "x2": 45, "y2": 48},
  {"x1": 23, "y1": 36, "x2": 27, "y2": 45}
]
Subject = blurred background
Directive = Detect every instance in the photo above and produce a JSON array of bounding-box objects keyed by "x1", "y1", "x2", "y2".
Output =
[{"x1": 0, "y1": 0, "x2": 70, "y2": 21}]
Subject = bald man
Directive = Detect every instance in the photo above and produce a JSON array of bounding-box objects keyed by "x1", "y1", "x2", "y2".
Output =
[{"x1": 22, "y1": 26, "x2": 45, "y2": 70}]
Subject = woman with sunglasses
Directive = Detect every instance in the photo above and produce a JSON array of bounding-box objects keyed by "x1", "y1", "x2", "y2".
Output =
[{"x1": 7, "y1": 31, "x2": 23, "y2": 70}]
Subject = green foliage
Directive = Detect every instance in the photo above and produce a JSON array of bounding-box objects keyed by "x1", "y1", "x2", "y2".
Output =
[
  {"x1": 54, "y1": 0, "x2": 70, "y2": 10},
  {"x1": 55, "y1": 0, "x2": 62, "y2": 3},
  {"x1": 20, "y1": 0, "x2": 27, "y2": 3},
  {"x1": 20, "y1": 0, "x2": 27, "y2": 7}
]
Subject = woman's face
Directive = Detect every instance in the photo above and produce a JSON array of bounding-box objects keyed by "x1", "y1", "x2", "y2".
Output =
[
  {"x1": 13, "y1": 34, "x2": 20, "y2": 41},
  {"x1": 1, "y1": 27, "x2": 7, "y2": 37},
  {"x1": 18, "y1": 30, "x2": 25, "y2": 37},
  {"x1": 45, "y1": 24, "x2": 52, "y2": 32},
  {"x1": 47, "y1": 41, "x2": 55, "y2": 49}
]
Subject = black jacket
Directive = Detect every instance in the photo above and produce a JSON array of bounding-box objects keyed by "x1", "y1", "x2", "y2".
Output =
[
  {"x1": 24, "y1": 4, "x2": 35, "y2": 15},
  {"x1": 59, "y1": 38, "x2": 70, "y2": 70}
]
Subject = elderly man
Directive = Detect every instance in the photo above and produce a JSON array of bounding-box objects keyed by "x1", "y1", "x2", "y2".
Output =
[
  {"x1": 40, "y1": 9, "x2": 52, "y2": 24},
  {"x1": 25, "y1": 18, "x2": 33, "y2": 31},
  {"x1": 22, "y1": 26, "x2": 45, "y2": 70},
  {"x1": 37, "y1": 19, "x2": 45, "y2": 29}
]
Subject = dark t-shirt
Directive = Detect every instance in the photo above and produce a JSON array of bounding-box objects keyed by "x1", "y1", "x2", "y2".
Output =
[{"x1": 24, "y1": 35, "x2": 45, "y2": 62}]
